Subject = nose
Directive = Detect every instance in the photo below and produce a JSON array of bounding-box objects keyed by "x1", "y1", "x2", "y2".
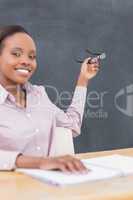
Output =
[{"x1": 19, "y1": 55, "x2": 31, "y2": 66}]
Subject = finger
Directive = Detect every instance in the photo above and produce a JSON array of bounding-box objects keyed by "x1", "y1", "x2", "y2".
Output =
[
  {"x1": 87, "y1": 61, "x2": 99, "y2": 67},
  {"x1": 92, "y1": 67, "x2": 99, "y2": 72},
  {"x1": 63, "y1": 156, "x2": 89, "y2": 173},
  {"x1": 57, "y1": 156, "x2": 77, "y2": 173},
  {"x1": 88, "y1": 57, "x2": 100, "y2": 64},
  {"x1": 93, "y1": 64, "x2": 100, "y2": 69},
  {"x1": 49, "y1": 159, "x2": 69, "y2": 172},
  {"x1": 83, "y1": 57, "x2": 91, "y2": 64},
  {"x1": 57, "y1": 156, "x2": 83, "y2": 173},
  {"x1": 87, "y1": 62, "x2": 100, "y2": 67},
  {"x1": 72, "y1": 160, "x2": 89, "y2": 174},
  {"x1": 58, "y1": 163, "x2": 70, "y2": 173},
  {"x1": 88, "y1": 64, "x2": 100, "y2": 72},
  {"x1": 65, "y1": 161, "x2": 79, "y2": 173},
  {"x1": 54, "y1": 160, "x2": 76, "y2": 173},
  {"x1": 54, "y1": 157, "x2": 76, "y2": 173}
]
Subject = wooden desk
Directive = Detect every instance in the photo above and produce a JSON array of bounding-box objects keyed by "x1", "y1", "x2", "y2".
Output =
[{"x1": 0, "y1": 148, "x2": 133, "y2": 200}]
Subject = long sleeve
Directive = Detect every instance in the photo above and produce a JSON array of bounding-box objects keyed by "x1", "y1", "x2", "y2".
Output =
[
  {"x1": 0, "y1": 150, "x2": 20, "y2": 170},
  {"x1": 0, "y1": 82, "x2": 87, "y2": 169},
  {"x1": 40, "y1": 86, "x2": 87, "y2": 137}
]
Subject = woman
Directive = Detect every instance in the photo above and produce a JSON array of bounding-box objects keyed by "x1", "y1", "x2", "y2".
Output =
[{"x1": 0, "y1": 25, "x2": 100, "y2": 173}]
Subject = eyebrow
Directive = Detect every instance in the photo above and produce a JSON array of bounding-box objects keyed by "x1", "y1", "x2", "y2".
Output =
[{"x1": 11, "y1": 47, "x2": 36, "y2": 54}]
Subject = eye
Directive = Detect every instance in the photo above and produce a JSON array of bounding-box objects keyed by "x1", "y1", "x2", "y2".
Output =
[
  {"x1": 29, "y1": 55, "x2": 36, "y2": 60},
  {"x1": 12, "y1": 52, "x2": 21, "y2": 57}
]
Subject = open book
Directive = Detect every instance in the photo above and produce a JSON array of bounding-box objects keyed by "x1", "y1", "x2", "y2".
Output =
[{"x1": 16, "y1": 154, "x2": 133, "y2": 186}]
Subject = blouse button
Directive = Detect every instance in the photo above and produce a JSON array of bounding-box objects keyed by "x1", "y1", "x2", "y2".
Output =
[
  {"x1": 36, "y1": 146, "x2": 41, "y2": 151},
  {"x1": 35, "y1": 128, "x2": 39, "y2": 133},
  {"x1": 27, "y1": 113, "x2": 31, "y2": 118}
]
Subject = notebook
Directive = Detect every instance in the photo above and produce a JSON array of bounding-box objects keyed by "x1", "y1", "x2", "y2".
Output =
[{"x1": 16, "y1": 154, "x2": 133, "y2": 186}]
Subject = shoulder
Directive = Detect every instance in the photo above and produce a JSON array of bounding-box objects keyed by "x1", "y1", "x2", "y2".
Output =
[
  {"x1": 29, "y1": 83, "x2": 60, "y2": 110},
  {"x1": 26, "y1": 82, "x2": 47, "y2": 96}
]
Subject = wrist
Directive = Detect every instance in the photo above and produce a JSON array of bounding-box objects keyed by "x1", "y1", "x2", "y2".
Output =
[
  {"x1": 77, "y1": 73, "x2": 90, "y2": 87},
  {"x1": 15, "y1": 154, "x2": 43, "y2": 169},
  {"x1": 15, "y1": 153, "x2": 23, "y2": 168}
]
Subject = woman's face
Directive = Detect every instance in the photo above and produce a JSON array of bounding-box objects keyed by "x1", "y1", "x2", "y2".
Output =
[{"x1": 0, "y1": 32, "x2": 37, "y2": 87}]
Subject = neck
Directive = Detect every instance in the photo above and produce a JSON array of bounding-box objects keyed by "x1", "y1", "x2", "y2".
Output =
[
  {"x1": 0, "y1": 76, "x2": 24, "y2": 96},
  {"x1": 0, "y1": 77, "x2": 26, "y2": 108},
  {"x1": 0, "y1": 81, "x2": 26, "y2": 106},
  {"x1": 7, "y1": 84, "x2": 26, "y2": 108},
  {"x1": 1, "y1": 83, "x2": 23, "y2": 97}
]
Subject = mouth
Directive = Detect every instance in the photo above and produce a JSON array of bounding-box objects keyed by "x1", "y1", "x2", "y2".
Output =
[{"x1": 14, "y1": 67, "x2": 32, "y2": 76}]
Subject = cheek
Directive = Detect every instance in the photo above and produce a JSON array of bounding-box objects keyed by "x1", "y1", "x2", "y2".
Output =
[
  {"x1": 1, "y1": 54, "x2": 18, "y2": 68},
  {"x1": 0, "y1": 65, "x2": 13, "y2": 76},
  {"x1": 33, "y1": 61, "x2": 37, "y2": 71},
  {"x1": 0, "y1": 59, "x2": 17, "y2": 76}
]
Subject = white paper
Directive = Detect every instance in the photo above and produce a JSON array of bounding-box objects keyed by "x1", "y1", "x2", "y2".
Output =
[
  {"x1": 16, "y1": 164, "x2": 120, "y2": 185},
  {"x1": 83, "y1": 154, "x2": 133, "y2": 175},
  {"x1": 16, "y1": 154, "x2": 133, "y2": 186}
]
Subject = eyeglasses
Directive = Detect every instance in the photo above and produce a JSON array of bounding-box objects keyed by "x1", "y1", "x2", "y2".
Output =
[{"x1": 75, "y1": 49, "x2": 106, "y2": 64}]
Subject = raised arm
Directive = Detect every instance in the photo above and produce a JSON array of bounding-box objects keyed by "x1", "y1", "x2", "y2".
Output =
[{"x1": 54, "y1": 57, "x2": 100, "y2": 136}]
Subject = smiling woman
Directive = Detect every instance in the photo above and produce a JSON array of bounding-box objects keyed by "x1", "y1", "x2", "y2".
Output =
[
  {"x1": 0, "y1": 25, "x2": 100, "y2": 173},
  {"x1": 0, "y1": 28, "x2": 37, "y2": 86}
]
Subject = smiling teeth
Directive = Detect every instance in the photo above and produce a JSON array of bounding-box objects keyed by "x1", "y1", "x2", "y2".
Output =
[{"x1": 16, "y1": 69, "x2": 30, "y2": 74}]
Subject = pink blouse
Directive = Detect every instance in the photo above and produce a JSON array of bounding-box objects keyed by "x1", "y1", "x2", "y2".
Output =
[{"x1": 0, "y1": 82, "x2": 87, "y2": 170}]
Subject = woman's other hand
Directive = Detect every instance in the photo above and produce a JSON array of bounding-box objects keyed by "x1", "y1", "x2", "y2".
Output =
[
  {"x1": 39, "y1": 155, "x2": 88, "y2": 174},
  {"x1": 77, "y1": 57, "x2": 100, "y2": 87},
  {"x1": 81, "y1": 57, "x2": 100, "y2": 80}
]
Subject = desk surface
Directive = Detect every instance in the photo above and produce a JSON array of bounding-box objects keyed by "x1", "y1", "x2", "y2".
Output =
[{"x1": 1, "y1": 148, "x2": 133, "y2": 200}]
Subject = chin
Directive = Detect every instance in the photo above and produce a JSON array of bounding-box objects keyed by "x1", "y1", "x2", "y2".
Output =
[
  {"x1": 17, "y1": 79, "x2": 29, "y2": 85},
  {"x1": 11, "y1": 77, "x2": 29, "y2": 85}
]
